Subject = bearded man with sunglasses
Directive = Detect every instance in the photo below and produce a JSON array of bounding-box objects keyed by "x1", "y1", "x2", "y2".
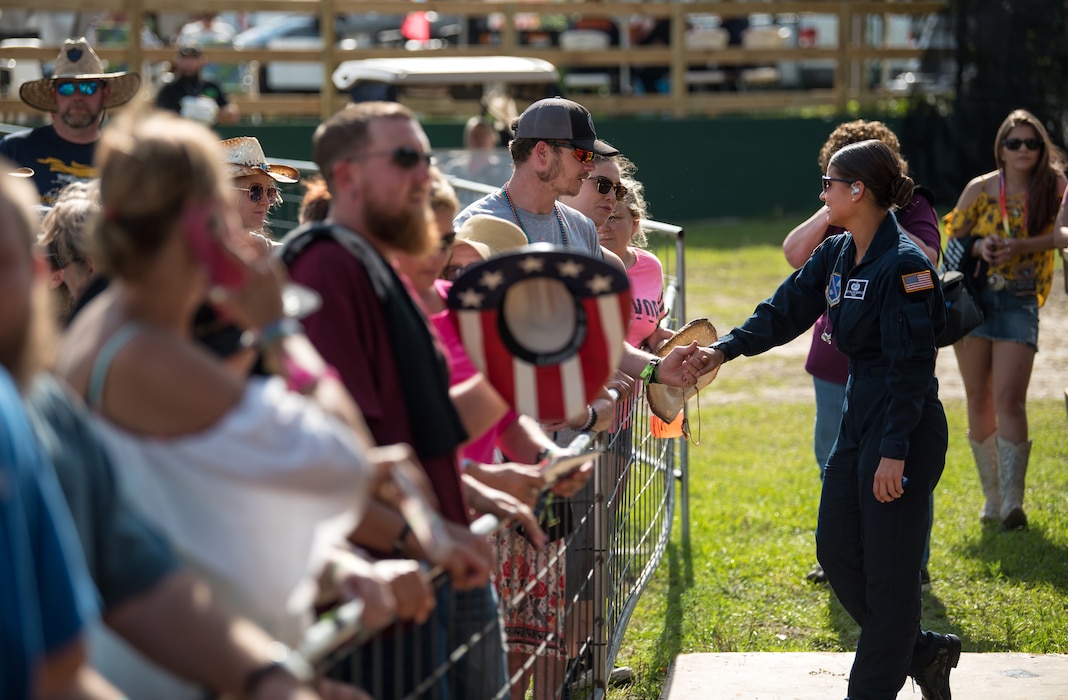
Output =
[{"x1": 0, "y1": 38, "x2": 141, "y2": 205}]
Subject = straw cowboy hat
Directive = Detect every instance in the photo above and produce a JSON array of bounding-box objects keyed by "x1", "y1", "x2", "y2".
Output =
[
  {"x1": 219, "y1": 137, "x2": 300, "y2": 184},
  {"x1": 447, "y1": 243, "x2": 631, "y2": 423},
  {"x1": 646, "y1": 318, "x2": 719, "y2": 422},
  {"x1": 455, "y1": 215, "x2": 528, "y2": 260},
  {"x1": 20, "y1": 38, "x2": 142, "y2": 113}
]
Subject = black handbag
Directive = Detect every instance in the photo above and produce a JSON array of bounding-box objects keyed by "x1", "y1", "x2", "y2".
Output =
[{"x1": 936, "y1": 270, "x2": 984, "y2": 346}]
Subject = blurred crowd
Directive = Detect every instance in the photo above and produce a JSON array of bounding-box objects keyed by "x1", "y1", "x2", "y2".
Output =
[{"x1": 1, "y1": 35, "x2": 690, "y2": 700}]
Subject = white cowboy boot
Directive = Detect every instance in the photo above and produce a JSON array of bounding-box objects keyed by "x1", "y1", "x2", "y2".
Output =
[
  {"x1": 968, "y1": 434, "x2": 1000, "y2": 524},
  {"x1": 997, "y1": 436, "x2": 1032, "y2": 530}
]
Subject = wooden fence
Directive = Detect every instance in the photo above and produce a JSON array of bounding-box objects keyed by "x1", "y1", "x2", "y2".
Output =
[{"x1": 0, "y1": 0, "x2": 950, "y2": 120}]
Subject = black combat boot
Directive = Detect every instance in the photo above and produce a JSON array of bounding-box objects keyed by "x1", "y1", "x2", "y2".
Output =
[{"x1": 913, "y1": 633, "x2": 961, "y2": 700}]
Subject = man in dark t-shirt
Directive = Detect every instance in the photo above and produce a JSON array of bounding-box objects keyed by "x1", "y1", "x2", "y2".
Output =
[
  {"x1": 0, "y1": 37, "x2": 140, "y2": 205},
  {"x1": 155, "y1": 43, "x2": 239, "y2": 127}
]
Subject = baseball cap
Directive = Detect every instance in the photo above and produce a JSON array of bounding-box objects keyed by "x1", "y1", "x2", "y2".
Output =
[{"x1": 514, "y1": 98, "x2": 619, "y2": 157}]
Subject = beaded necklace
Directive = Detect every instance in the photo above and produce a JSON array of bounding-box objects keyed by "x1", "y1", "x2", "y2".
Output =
[
  {"x1": 501, "y1": 184, "x2": 570, "y2": 249},
  {"x1": 998, "y1": 171, "x2": 1028, "y2": 238}
]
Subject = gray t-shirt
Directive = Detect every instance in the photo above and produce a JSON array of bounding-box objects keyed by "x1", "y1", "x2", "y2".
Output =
[{"x1": 455, "y1": 188, "x2": 602, "y2": 258}]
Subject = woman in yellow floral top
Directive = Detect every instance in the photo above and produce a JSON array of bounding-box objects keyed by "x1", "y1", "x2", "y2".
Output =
[{"x1": 944, "y1": 108, "x2": 1067, "y2": 531}]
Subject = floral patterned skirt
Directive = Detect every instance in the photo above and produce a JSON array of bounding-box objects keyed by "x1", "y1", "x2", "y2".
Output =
[{"x1": 492, "y1": 528, "x2": 567, "y2": 658}]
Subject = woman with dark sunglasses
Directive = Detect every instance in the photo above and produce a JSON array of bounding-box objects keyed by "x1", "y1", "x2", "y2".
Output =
[
  {"x1": 943, "y1": 109, "x2": 1067, "y2": 531},
  {"x1": 690, "y1": 139, "x2": 959, "y2": 700},
  {"x1": 559, "y1": 153, "x2": 631, "y2": 229},
  {"x1": 220, "y1": 136, "x2": 299, "y2": 255}
]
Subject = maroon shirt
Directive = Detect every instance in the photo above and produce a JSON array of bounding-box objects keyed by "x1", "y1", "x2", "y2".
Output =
[{"x1": 289, "y1": 239, "x2": 469, "y2": 525}]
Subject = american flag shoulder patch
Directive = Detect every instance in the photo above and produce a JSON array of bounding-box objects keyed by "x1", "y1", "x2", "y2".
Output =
[{"x1": 901, "y1": 270, "x2": 935, "y2": 293}]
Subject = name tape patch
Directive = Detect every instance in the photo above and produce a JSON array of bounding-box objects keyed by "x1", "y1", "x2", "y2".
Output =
[{"x1": 843, "y1": 279, "x2": 869, "y2": 300}]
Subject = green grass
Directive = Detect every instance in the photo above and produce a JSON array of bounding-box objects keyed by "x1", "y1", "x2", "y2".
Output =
[{"x1": 608, "y1": 218, "x2": 1068, "y2": 699}]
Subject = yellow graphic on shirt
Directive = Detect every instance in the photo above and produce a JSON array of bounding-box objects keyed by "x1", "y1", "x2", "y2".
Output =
[{"x1": 36, "y1": 157, "x2": 96, "y2": 178}]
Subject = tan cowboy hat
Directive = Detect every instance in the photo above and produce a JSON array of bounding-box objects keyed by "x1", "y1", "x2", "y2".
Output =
[
  {"x1": 646, "y1": 318, "x2": 719, "y2": 422},
  {"x1": 455, "y1": 214, "x2": 528, "y2": 260},
  {"x1": 20, "y1": 38, "x2": 142, "y2": 113},
  {"x1": 219, "y1": 137, "x2": 300, "y2": 184}
]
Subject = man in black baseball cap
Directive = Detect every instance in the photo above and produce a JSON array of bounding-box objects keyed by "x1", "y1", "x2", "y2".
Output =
[
  {"x1": 512, "y1": 97, "x2": 619, "y2": 158},
  {"x1": 155, "y1": 41, "x2": 239, "y2": 127},
  {"x1": 454, "y1": 97, "x2": 617, "y2": 256}
]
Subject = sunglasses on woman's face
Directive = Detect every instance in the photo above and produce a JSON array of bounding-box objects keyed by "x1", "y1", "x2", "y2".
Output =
[
  {"x1": 1001, "y1": 137, "x2": 1043, "y2": 151},
  {"x1": 233, "y1": 184, "x2": 279, "y2": 204},
  {"x1": 587, "y1": 175, "x2": 628, "y2": 199},
  {"x1": 55, "y1": 80, "x2": 100, "y2": 97},
  {"x1": 822, "y1": 176, "x2": 855, "y2": 191}
]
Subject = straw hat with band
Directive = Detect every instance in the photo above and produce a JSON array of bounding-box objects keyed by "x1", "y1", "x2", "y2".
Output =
[
  {"x1": 20, "y1": 38, "x2": 142, "y2": 113},
  {"x1": 646, "y1": 318, "x2": 719, "y2": 423},
  {"x1": 455, "y1": 214, "x2": 528, "y2": 260},
  {"x1": 219, "y1": 137, "x2": 300, "y2": 184}
]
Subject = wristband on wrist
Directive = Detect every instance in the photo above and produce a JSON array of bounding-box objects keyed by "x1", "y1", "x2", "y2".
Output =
[
  {"x1": 640, "y1": 357, "x2": 661, "y2": 385},
  {"x1": 579, "y1": 404, "x2": 598, "y2": 432},
  {"x1": 392, "y1": 521, "x2": 412, "y2": 556},
  {"x1": 281, "y1": 355, "x2": 340, "y2": 394},
  {"x1": 243, "y1": 642, "x2": 314, "y2": 699}
]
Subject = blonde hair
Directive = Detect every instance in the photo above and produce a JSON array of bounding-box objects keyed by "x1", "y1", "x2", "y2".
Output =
[
  {"x1": 298, "y1": 173, "x2": 331, "y2": 224},
  {"x1": 620, "y1": 176, "x2": 650, "y2": 248},
  {"x1": 39, "y1": 180, "x2": 101, "y2": 271},
  {"x1": 429, "y1": 166, "x2": 459, "y2": 218},
  {"x1": 0, "y1": 161, "x2": 55, "y2": 386},
  {"x1": 93, "y1": 110, "x2": 226, "y2": 280}
]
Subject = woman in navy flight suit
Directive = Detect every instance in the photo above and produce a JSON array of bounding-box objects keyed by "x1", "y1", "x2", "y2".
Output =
[{"x1": 691, "y1": 139, "x2": 959, "y2": 700}]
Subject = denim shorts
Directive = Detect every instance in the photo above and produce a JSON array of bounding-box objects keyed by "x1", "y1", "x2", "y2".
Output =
[{"x1": 970, "y1": 287, "x2": 1039, "y2": 351}]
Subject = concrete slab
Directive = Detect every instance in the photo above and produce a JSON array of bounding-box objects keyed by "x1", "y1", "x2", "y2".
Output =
[{"x1": 661, "y1": 652, "x2": 1068, "y2": 699}]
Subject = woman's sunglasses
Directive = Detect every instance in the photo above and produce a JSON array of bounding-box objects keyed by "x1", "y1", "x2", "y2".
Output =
[
  {"x1": 1001, "y1": 137, "x2": 1043, "y2": 151},
  {"x1": 822, "y1": 176, "x2": 855, "y2": 191},
  {"x1": 233, "y1": 184, "x2": 279, "y2": 204},
  {"x1": 356, "y1": 147, "x2": 433, "y2": 170},
  {"x1": 55, "y1": 80, "x2": 100, "y2": 97},
  {"x1": 587, "y1": 176, "x2": 628, "y2": 199},
  {"x1": 546, "y1": 141, "x2": 596, "y2": 164}
]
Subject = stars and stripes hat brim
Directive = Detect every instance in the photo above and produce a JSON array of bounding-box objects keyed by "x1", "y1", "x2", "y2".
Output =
[{"x1": 446, "y1": 243, "x2": 631, "y2": 423}]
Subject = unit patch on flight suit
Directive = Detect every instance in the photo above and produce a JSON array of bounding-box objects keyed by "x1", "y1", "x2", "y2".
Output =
[
  {"x1": 901, "y1": 270, "x2": 934, "y2": 293},
  {"x1": 843, "y1": 278, "x2": 869, "y2": 300},
  {"x1": 827, "y1": 272, "x2": 842, "y2": 307}
]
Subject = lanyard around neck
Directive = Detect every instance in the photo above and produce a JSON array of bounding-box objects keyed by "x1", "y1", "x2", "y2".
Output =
[{"x1": 501, "y1": 184, "x2": 569, "y2": 249}]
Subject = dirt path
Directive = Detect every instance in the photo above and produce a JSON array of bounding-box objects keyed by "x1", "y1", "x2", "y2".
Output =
[{"x1": 703, "y1": 264, "x2": 1068, "y2": 405}]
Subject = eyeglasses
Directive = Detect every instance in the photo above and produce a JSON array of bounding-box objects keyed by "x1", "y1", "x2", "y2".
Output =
[
  {"x1": 443, "y1": 263, "x2": 469, "y2": 281},
  {"x1": 1001, "y1": 137, "x2": 1043, "y2": 151},
  {"x1": 821, "y1": 176, "x2": 855, "y2": 192},
  {"x1": 233, "y1": 184, "x2": 279, "y2": 204},
  {"x1": 355, "y1": 147, "x2": 433, "y2": 170},
  {"x1": 55, "y1": 80, "x2": 100, "y2": 97},
  {"x1": 587, "y1": 176, "x2": 628, "y2": 199},
  {"x1": 439, "y1": 231, "x2": 456, "y2": 252},
  {"x1": 545, "y1": 141, "x2": 596, "y2": 164}
]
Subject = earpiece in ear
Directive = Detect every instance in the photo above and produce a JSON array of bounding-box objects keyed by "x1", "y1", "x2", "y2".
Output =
[{"x1": 851, "y1": 184, "x2": 861, "y2": 195}]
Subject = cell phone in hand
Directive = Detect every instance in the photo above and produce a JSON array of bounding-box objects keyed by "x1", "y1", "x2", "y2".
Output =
[{"x1": 182, "y1": 202, "x2": 246, "y2": 289}]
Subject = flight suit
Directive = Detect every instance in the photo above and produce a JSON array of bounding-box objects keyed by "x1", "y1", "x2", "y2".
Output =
[{"x1": 715, "y1": 212, "x2": 951, "y2": 699}]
